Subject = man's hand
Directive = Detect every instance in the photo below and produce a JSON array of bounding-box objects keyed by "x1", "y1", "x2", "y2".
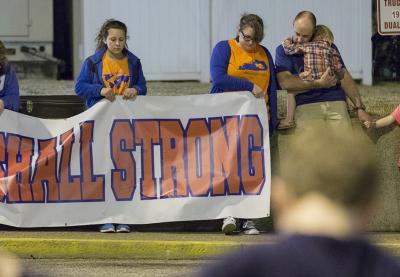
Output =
[
  {"x1": 357, "y1": 109, "x2": 373, "y2": 124},
  {"x1": 0, "y1": 100, "x2": 4, "y2": 114},
  {"x1": 315, "y1": 68, "x2": 337, "y2": 89},
  {"x1": 299, "y1": 71, "x2": 311, "y2": 80},
  {"x1": 363, "y1": 120, "x2": 376, "y2": 129},
  {"x1": 252, "y1": 84, "x2": 264, "y2": 98},
  {"x1": 122, "y1": 88, "x2": 138, "y2": 100},
  {"x1": 100, "y1": 88, "x2": 115, "y2": 102}
]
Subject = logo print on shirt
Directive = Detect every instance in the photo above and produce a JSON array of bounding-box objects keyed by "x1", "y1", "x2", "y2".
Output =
[
  {"x1": 104, "y1": 74, "x2": 130, "y2": 89},
  {"x1": 239, "y1": 60, "x2": 268, "y2": 71}
]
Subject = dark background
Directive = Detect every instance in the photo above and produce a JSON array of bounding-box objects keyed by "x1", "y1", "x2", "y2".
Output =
[{"x1": 53, "y1": 0, "x2": 73, "y2": 80}]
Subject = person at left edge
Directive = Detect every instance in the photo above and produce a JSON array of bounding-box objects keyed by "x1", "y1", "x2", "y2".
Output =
[
  {"x1": 75, "y1": 19, "x2": 147, "y2": 109},
  {"x1": 0, "y1": 40, "x2": 20, "y2": 114},
  {"x1": 209, "y1": 14, "x2": 278, "y2": 235},
  {"x1": 75, "y1": 19, "x2": 147, "y2": 233}
]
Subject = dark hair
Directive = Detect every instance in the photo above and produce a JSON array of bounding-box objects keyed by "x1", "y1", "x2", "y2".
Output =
[
  {"x1": 237, "y1": 13, "x2": 264, "y2": 43},
  {"x1": 293, "y1": 11, "x2": 317, "y2": 29},
  {"x1": 95, "y1": 19, "x2": 128, "y2": 52},
  {"x1": 0, "y1": 40, "x2": 7, "y2": 70}
]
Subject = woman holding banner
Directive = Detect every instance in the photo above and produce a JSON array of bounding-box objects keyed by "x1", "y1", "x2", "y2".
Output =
[
  {"x1": 0, "y1": 40, "x2": 20, "y2": 114},
  {"x1": 210, "y1": 14, "x2": 278, "y2": 235},
  {"x1": 75, "y1": 19, "x2": 147, "y2": 233}
]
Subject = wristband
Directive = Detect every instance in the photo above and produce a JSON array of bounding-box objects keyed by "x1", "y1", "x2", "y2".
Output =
[{"x1": 355, "y1": 104, "x2": 366, "y2": 111}]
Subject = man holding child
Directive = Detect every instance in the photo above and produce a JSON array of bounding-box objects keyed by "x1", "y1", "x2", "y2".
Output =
[{"x1": 275, "y1": 11, "x2": 371, "y2": 131}]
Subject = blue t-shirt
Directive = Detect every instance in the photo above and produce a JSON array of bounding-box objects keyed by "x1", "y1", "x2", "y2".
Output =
[
  {"x1": 275, "y1": 44, "x2": 346, "y2": 106},
  {"x1": 197, "y1": 234, "x2": 400, "y2": 277}
]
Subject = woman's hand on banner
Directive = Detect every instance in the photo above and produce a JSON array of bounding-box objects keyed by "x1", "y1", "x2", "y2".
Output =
[
  {"x1": 252, "y1": 84, "x2": 264, "y2": 98},
  {"x1": 101, "y1": 88, "x2": 116, "y2": 102},
  {"x1": 122, "y1": 88, "x2": 138, "y2": 100}
]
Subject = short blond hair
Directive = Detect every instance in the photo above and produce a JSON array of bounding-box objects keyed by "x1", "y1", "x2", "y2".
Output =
[
  {"x1": 280, "y1": 130, "x2": 378, "y2": 211},
  {"x1": 314, "y1": 25, "x2": 334, "y2": 44}
]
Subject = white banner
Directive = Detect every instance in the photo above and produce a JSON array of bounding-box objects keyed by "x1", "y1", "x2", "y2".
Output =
[{"x1": 0, "y1": 92, "x2": 270, "y2": 227}]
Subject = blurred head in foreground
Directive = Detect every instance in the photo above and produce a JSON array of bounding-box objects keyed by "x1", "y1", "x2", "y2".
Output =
[
  {"x1": 195, "y1": 130, "x2": 400, "y2": 277},
  {"x1": 273, "y1": 129, "x2": 378, "y2": 237}
]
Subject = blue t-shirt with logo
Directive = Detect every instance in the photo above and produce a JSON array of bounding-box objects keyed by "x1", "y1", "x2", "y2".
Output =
[{"x1": 275, "y1": 44, "x2": 346, "y2": 106}]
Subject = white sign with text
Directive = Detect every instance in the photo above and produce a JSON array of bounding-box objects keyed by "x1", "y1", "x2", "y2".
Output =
[
  {"x1": 378, "y1": 0, "x2": 400, "y2": 35},
  {"x1": 0, "y1": 94, "x2": 271, "y2": 227}
]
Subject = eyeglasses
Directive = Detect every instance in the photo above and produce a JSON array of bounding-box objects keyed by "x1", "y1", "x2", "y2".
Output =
[{"x1": 240, "y1": 30, "x2": 256, "y2": 42}]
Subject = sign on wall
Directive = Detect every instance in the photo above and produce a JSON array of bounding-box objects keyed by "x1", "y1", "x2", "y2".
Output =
[{"x1": 378, "y1": 0, "x2": 400, "y2": 35}]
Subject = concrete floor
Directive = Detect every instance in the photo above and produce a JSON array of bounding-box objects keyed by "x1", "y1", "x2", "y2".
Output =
[
  {"x1": 19, "y1": 80, "x2": 210, "y2": 96},
  {"x1": 22, "y1": 258, "x2": 208, "y2": 277}
]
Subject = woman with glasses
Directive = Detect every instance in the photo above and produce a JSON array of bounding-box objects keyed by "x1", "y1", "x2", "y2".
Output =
[
  {"x1": 210, "y1": 14, "x2": 277, "y2": 235},
  {"x1": 75, "y1": 19, "x2": 147, "y2": 233}
]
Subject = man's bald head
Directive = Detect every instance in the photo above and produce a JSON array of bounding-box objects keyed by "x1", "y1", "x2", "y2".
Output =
[{"x1": 292, "y1": 11, "x2": 316, "y2": 43}]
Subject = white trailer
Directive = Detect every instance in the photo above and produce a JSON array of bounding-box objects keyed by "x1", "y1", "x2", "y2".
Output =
[
  {"x1": 74, "y1": 0, "x2": 372, "y2": 84},
  {"x1": 0, "y1": 0, "x2": 60, "y2": 78}
]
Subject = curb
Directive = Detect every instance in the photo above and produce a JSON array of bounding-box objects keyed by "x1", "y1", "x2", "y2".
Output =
[
  {"x1": 1, "y1": 235, "x2": 400, "y2": 260},
  {"x1": 0, "y1": 238, "x2": 250, "y2": 260},
  {"x1": 375, "y1": 242, "x2": 400, "y2": 257}
]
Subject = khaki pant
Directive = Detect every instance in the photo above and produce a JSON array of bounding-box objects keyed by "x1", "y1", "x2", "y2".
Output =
[{"x1": 295, "y1": 101, "x2": 352, "y2": 133}]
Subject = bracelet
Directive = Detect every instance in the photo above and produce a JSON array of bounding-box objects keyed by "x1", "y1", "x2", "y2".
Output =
[{"x1": 355, "y1": 104, "x2": 366, "y2": 111}]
